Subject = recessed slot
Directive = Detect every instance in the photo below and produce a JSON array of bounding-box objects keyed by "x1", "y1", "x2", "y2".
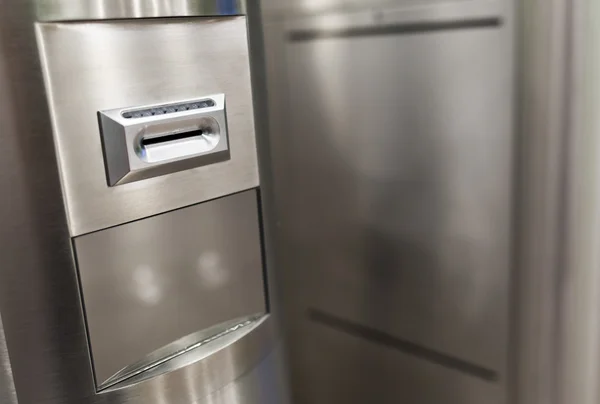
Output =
[
  {"x1": 136, "y1": 116, "x2": 222, "y2": 164},
  {"x1": 141, "y1": 129, "x2": 204, "y2": 147}
]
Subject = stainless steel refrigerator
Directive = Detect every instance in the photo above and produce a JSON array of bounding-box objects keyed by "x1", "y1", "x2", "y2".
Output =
[
  {"x1": 2, "y1": 1, "x2": 600, "y2": 404},
  {"x1": 0, "y1": 2, "x2": 288, "y2": 404}
]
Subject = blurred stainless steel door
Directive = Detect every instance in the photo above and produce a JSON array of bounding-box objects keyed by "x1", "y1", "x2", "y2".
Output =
[
  {"x1": 261, "y1": 2, "x2": 514, "y2": 403},
  {"x1": 286, "y1": 20, "x2": 511, "y2": 371},
  {"x1": 257, "y1": 0, "x2": 600, "y2": 403}
]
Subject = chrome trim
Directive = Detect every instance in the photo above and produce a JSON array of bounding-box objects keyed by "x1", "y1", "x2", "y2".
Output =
[
  {"x1": 35, "y1": 0, "x2": 246, "y2": 22},
  {"x1": 103, "y1": 315, "x2": 273, "y2": 393},
  {"x1": 102, "y1": 314, "x2": 263, "y2": 389}
]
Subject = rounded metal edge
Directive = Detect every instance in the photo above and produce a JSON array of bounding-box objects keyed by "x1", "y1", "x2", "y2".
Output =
[
  {"x1": 512, "y1": 0, "x2": 572, "y2": 403},
  {"x1": 555, "y1": 0, "x2": 600, "y2": 402},
  {"x1": 34, "y1": 0, "x2": 247, "y2": 22},
  {"x1": 0, "y1": 314, "x2": 18, "y2": 404},
  {"x1": 245, "y1": 3, "x2": 295, "y2": 402},
  {"x1": 98, "y1": 314, "x2": 265, "y2": 390},
  {"x1": 100, "y1": 315, "x2": 275, "y2": 402}
]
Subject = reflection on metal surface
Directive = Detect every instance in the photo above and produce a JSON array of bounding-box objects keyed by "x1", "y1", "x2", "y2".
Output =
[
  {"x1": 197, "y1": 251, "x2": 231, "y2": 288},
  {"x1": 177, "y1": 343, "x2": 289, "y2": 404},
  {"x1": 35, "y1": 0, "x2": 246, "y2": 21},
  {"x1": 132, "y1": 265, "x2": 162, "y2": 306},
  {"x1": 102, "y1": 314, "x2": 266, "y2": 391},
  {"x1": 36, "y1": 17, "x2": 259, "y2": 236},
  {"x1": 100, "y1": 314, "x2": 276, "y2": 400},
  {"x1": 74, "y1": 190, "x2": 266, "y2": 386},
  {"x1": 0, "y1": 315, "x2": 17, "y2": 404}
]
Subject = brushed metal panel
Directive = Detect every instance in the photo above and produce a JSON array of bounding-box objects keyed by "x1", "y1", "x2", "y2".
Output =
[
  {"x1": 0, "y1": 2, "x2": 94, "y2": 404},
  {"x1": 74, "y1": 190, "x2": 266, "y2": 386},
  {"x1": 281, "y1": 26, "x2": 511, "y2": 371},
  {"x1": 35, "y1": 0, "x2": 245, "y2": 21},
  {"x1": 36, "y1": 17, "x2": 259, "y2": 236},
  {"x1": 0, "y1": 2, "x2": 287, "y2": 404},
  {"x1": 193, "y1": 344, "x2": 290, "y2": 404}
]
